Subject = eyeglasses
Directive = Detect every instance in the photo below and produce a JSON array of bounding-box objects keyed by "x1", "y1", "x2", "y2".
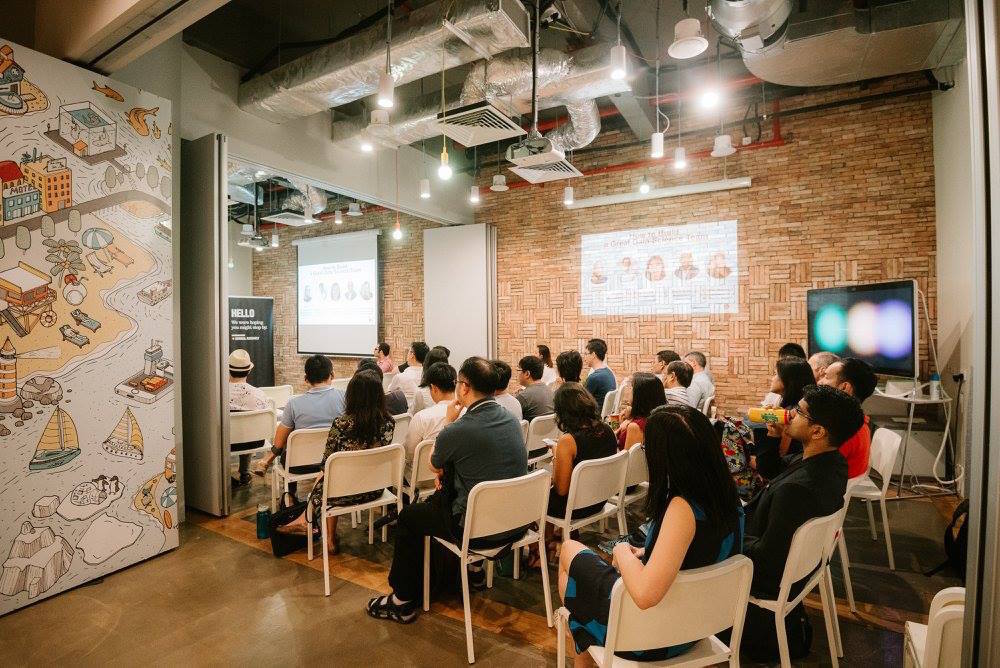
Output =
[{"x1": 795, "y1": 404, "x2": 814, "y2": 423}]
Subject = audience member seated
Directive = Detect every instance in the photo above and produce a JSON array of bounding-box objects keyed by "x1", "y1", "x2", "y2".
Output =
[
  {"x1": 683, "y1": 351, "x2": 715, "y2": 411},
  {"x1": 583, "y1": 338, "x2": 616, "y2": 408},
  {"x1": 227, "y1": 349, "x2": 270, "y2": 488},
  {"x1": 491, "y1": 359, "x2": 523, "y2": 420},
  {"x1": 386, "y1": 341, "x2": 429, "y2": 407},
  {"x1": 541, "y1": 383, "x2": 617, "y2": 562},
  {"x1": 374, "y1": 341, "x2": 398, "y2": 374},
  {"x1": 558, "y1": 405, "x2": 743, "y2": 663},
  {"x1": 517, "y1": 355, "x2": 555, "y2": 422},
  {"x1": 253, "y1": 354, "x2": 346, "y2": 478},
  {"x1": 409, "y1": 347, "x2": 450, "y2": 415},
  {"x1": 403, "y1": 362, "x2": 457, "y2": 464},
  {"x1": 755, "y1": 356, "x2": 815, "y2": 478},
  {"x1": 356, "y1": 359, "x2": 407, "y2": 415},
  {"x1": 663, "y1": 360, "x2": 695, "y2": 407},
  {"x1": 618, "y1": 349, "x2": 680, "y2": 410},
  {"x1": 616, "y1": 372, "x2": 666, "y2": 450},
  {"x1": 554, "y1": 350, "x2": 584, "y2": 388},
  {"x1": 808, "y1": 351, "x2": 839, "y2": 383},
  {"x1": 761, "y1": 343, "x2": 809, "y2": 407},
  {"x1": 818, "y1": 357, "x2": 877, "y2": 478},
  {"x1": 741, "y1": 385, "x2": 863, "y2": 662},
  {"x1": 276, "y1": 371, "x2": 395, "y2": 554},
  {"x1": 366, "y1": 358, "x2": 528, "y2": 624},
  {"x1": 538, "y1": 344, "x2": 559, "y2": 385}
]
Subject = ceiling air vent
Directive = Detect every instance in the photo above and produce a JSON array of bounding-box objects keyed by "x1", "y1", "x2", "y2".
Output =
[
  {"x1": 437, "y1": 101, "x2": 525, "y2": 147},
  {"x1": 260, "y1": 210, "x2": 317, "y2": 227},
  {"x1": 509, "y1": 159, "x2": 582, "y2": 184}
]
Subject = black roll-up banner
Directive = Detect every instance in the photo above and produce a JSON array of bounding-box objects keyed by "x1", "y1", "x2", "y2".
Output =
[{"x1": 229, "y1": 296, "x2": 275, "y2": 387}]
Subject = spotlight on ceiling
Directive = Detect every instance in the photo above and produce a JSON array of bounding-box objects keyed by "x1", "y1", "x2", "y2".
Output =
[
  {"x1": 347, "y1": 202, "x2": 363, "y2": 216},
  {"x1": 563, "y1": 186, "x2": 574, "y2": 207},
  {"x1": 270, "y1": 234, "x2": 279, "y2": 248},
  {"x1": 639, "y1": 177, "x2": 650, "y2": 194},
  {"x1": 334, "y1": 209, "x2": 343, "y2": 225},
  {"x1": 699, "y1": 88, "x2": 721, "y2": 110},
  {"x1": 392, "y1": 221, "x2": 402, "y2": 240},
  {"x1": 610, "y1": 43, "x2": 627, "y2": 80},
  {"x1": 469, "y1": 185, "x2": 480, "y2": 204},
  {"x1": 711, "y1": 134, "x2": 736, "y2": 158},
  {"x1": 490, "y1": 174, "x2": 508, "y2": 192},
  {"x1": 673, "y1": 146, "x2": 687, "y2": 170},
  {"x1": 651, "y1": 131, "x2": 664, "y2": 159},
  {"x1": 668, "y1": 18, "x2": 709, "y2": 59}
]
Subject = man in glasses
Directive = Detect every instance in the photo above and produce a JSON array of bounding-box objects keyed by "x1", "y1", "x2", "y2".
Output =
[{"x1": 740, "y1": 384, "x2": 863, "y2": 661}]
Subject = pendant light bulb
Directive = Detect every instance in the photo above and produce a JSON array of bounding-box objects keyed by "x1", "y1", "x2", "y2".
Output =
[
  {"x1": 650, "y1": 131, "x2": 664, "y2": 159},
  {"x1": 639, "y1": 177, "x2": 650, "y2": 194},
  {"x1": 392, "y1": 221, "x2": 402, "y2": 240},
  {"x1": 228, "y1": 257, "x2": 235, "y2": 270},
  {"x1": 469, "y1": 185, "x2": 480, "y2": 204},
  {"x1": 699, "y1": 88, "x2": 720, "y2": 110},
  {"x1": 610, "y1": 43, "x2": 627, "y2": 81},
  {"x1": 270, "y1": 233, "x2": 279, "y2": 248},
  {"x1": 563, "y1": 185, "x2": 574, "y2": 207},
  {"x1": 673, "y1": 146, "x2": 687, "y2": 170},
  {"x1": 360, "y1": 135, "x2": 374, "y2": 153},
  {"x1": 334, "y1": 209, "x2": 343, "y2": 225},
  {"x1": 438, "y1": 148, "x2": 452, "y2": 180},
  {"x1": 376, "y1": 71, "x2": 394, "y2": 109},
  {"x1": 419, "y1": 177, "x2": 431, "y2": 199}
]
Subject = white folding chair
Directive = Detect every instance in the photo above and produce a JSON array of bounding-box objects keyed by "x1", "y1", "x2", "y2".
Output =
[
  {"x1": 904, "y1": 587, "x2": 965, "y2": 668},
  {"x1": 701, "y1": 394, "x2": 716, "y2": 418},
  {"x1": 258, "y1": 384, "x2": 293, "y2": 410},
  {"x1": 392, "y1": 413, "x2": 411, "y2": 446},
  {"x1": 607, "y1": 444, "x2": 649, "y2": 535},
  {"x1": 229, "y1": 408, "x2": 276, "y2": 472},
  {"x1": 422, "y1": 469, "x2": 554, "y2": 664},
  {"x1": 850, "y1": 428, "x2": 902, "y2": 569},
  {"x1": 823, "y1": 488, "x2": 857, "y2": 659},
  {"x1": 600, "y1": 388, "x2": 619, "y2": 419},
  {"x1": 330, "y1": 377, "x2": 350, "y2": 392},
  {"x1": 382, "y1": 371, "x2": 397, "y2": 390},
  {"x1": 749, "y1": 511, "x2": 843, "y2": 668},
  {"x1": 525, "y1": 413, "x2": 559, "y2": 468},
  {"x1": 314, "y1": 443, "x2": 405, "y2": 595},
  {"x1": 270, "y1": 427, "x2": 327, "y2": 512},
  {"x1": 557, "y1": 554, "x2": 754, "y2": 667},
  {"x1": 834, "y1": 473, "x2": 869, "y2": 613},
  {"x1": 520, "y1": 419, "x2": 529, "y2": 444},
  {"x1": 405, "y1": 439, "x2": 437, "y2": 503},
  {"x1": 547, "y1": 450, "x2": 629, "y2": 541}
]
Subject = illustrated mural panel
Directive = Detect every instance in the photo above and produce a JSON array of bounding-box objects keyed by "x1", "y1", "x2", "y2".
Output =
[{"x1": 0, "y1": 41, "x2": 176, "y2": 615}]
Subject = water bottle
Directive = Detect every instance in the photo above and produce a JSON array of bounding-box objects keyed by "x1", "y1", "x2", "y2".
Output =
[
  {"x1": 256, "y1": 503, "x2": 271, "y2": 539},
  {"x1": 747, "y1": 407, "x2": 792, "y2": 425},
  {"x1": 929, "y1": 373, "x2": 941, "y2": 400}
]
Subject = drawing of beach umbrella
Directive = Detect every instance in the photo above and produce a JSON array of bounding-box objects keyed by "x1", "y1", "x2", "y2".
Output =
[{"x1": 81, "y1": 227, "x2": 114, "y2": 263}]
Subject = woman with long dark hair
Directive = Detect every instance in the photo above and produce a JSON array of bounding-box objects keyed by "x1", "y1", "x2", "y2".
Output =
[
  {"x1": 770, "y1": 357, "x2": 814, "y2": 457},
  {"x1": 538, "y1": 344, "x2": 558, "y2": 385},
  {"x1": 557, "y1": 405, "x2": 743, "y2": 663},
  {"x1": 278, "y1": 370, "x2": 394, "y2": 553},
  {"x1": 616, "y1": 372, "x2": 666, "y2": 450}
]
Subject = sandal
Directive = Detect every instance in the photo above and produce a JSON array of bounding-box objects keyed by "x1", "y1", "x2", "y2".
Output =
[{"x1": 366, "y1": 594, "x2": 419, "y2": 624}]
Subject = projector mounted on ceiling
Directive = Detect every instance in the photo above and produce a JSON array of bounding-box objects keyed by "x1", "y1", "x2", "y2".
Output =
[
  {"x1": 437, "y1": 100, "x2": 526, "y2": 148},
  {"x1": 260, "y1": 210, "x2": 317, "y2": 226}
]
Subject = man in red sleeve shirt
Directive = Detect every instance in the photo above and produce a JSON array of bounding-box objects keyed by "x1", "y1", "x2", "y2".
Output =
[{"x1": 818, "y1": 357, "x2": 878, "y2": 478}]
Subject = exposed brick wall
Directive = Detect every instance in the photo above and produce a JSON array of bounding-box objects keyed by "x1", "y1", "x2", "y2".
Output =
[
  {"x1": 475, "y1": 81, "x2": 937, "y2": 414},
  {"x1": 251, "y1": 210, "x2": 435, "y2": 390}
]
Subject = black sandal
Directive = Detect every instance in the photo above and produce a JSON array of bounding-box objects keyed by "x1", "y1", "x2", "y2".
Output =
[{"x1": 366, "y1": 594, "x2": 419, "y2": 624}]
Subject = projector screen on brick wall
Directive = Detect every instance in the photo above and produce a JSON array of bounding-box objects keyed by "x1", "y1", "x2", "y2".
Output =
[
  {"x1": 580, "y1": 220, "x2": 739, "y2": 315},
  {"x1": 296, "y1": 230, "x2": 380, "y2": 356}
]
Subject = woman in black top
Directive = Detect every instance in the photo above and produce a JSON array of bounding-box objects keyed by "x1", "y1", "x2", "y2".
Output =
[
  {"x1": 756, "y1": 356, "x2": 815, "y2": 476},
  {"x1": 558, "y1": 405, "x2": 743, "y2": 662}
]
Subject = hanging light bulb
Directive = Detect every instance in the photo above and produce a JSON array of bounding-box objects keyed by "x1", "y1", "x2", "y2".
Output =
[
  {"x1": 392, "y1": 221, "x2": 402, "y2": 240},
  {"x1": 673, "y1": 146, "x2": 687, "y2": 170},
  {"x1": 334, "y1": 209, "x2": 343, "y2": 225},
  {"x1": 270, "y1": 233, "x2": 279, "y2": 248},
  {"x1": 419, "y1": 178, "x2": 430, "y2": 199},
  {"x1": 228, "y1": 257, "x2": 235, "y2": 270},
  {"x1": 359, "y1": 133, "x2": 374, "y2": 153},
  {"x1": 438, "y1": 147, "x2": 452, "y2": 180},
  {"x1": 347, "y1": 202, "x2": 362, "y2": 216},
  {"x1": 563, "y1": 185, "x2": 574, "y2": 206},
  {"x1": 469, "y1": 185, "x2": 480, "y2": 204},
  {"x1": 610, "y1": 1, "x2": 627, "y2": 80},
  {"x1": 699, "y1": 88, "x2": 720, "y2": 109},
  {"x1": 650, "y1": 131, "x2": 664, "y2": 159},
  {"x1": 490, "y1": 174, "x2": 508, "y2": 192},
  {"x1": 639, "y1": 177, "x2": 650, "y2": 194}
]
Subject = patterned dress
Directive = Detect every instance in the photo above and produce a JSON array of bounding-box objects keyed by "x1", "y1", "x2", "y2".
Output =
[{"x1": 306, "y1": 414, "x2": 395, "y2": 521}]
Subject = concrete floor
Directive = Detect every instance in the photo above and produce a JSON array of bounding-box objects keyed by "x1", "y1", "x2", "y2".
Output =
[{"x1": 0, "y1": 476, "x2": 962, "y2": 667}]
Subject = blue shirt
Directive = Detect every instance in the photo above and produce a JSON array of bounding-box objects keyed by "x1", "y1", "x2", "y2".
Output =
[
  {"x1": 584, "y1": 367, "x2": 616, "y2": 408},
  {"x1": 279, "y1": 385, "x2": 345, "y2": 430}
]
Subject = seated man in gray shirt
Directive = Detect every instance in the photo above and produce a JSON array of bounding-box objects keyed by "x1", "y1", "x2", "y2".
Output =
[
  {"x1": 491, "y1": 359, "x2": 523, "y2": 420},
  {"x1": 516, "y1": 355, "x2": 555, "y2": 422},
  {"x1": 367, "y1": 357, "x2": 528, "y2": 624}
]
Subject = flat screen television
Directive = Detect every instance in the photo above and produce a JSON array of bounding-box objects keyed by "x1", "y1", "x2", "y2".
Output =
[{"x1": 806, "y1": 279, "x2": 918, "y2": 378}]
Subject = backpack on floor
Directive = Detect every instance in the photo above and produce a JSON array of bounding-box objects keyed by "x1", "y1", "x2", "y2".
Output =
[{"x1": 925, "y1": 499, "x2": 969, "y2": 581}]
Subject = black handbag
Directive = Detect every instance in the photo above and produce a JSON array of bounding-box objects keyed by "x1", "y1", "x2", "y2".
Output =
[{"x1": 268, "y1": 501, "x2": 309, "y2": 557}]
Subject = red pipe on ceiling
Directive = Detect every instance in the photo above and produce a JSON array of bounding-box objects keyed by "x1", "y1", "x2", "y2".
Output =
[{"x1": 646, "y1": 74, "x2": 764, "y2": 106}]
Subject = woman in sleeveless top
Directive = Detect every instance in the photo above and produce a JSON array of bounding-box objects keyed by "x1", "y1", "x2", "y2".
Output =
[
  {"x1": 615, "y1": 373, "x2": 666, "y2": 450},
  {"x1": 558, "y1": 405, "x2": 744, "y2": 663}
]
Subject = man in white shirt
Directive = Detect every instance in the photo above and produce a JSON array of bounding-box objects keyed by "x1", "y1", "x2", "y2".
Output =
[
  {"x1": 228, "y1": 349, "x2": 270, "y2": 488},
  {"x1": 403, "y1": 362, "x2": 457, "y2": 464},
  {"x1": 663, "y1": 360, "x2": 696, "y2": 407},
  {"x1": 386, "y1": 341, "x2": 429, "y2": 407},
  {"x1": 491, "y1": 359, "x2": 523, "y2": 420},
  {"x1": 684, "y1": 351, "x2": 715, "y2": 412}
]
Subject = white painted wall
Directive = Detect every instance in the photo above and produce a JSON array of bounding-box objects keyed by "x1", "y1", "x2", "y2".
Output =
[{"x1": 932, "y1": 59, "x2": 974, "y2": 491}]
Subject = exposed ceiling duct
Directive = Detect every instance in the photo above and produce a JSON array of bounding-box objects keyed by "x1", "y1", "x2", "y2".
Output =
[
  {"x1": 331, "y1": 44, "x2": 632, "y2": 152},
  {"x1": 238, "y1": 0, "x2": 530, "y2": 123},
  {"x1": 709, "y1": 0, "x2": 965, "y2": 87}
]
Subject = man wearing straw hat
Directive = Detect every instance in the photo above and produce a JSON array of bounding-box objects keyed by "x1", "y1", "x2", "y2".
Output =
[{"x1": 229, "y1": 349, "x2": 270, "y2": 488}]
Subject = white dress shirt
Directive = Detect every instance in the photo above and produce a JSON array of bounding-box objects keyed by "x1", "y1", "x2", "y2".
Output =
[
  {"x1": 404, "y1": 398, "x2": 452, "y2": 462},
  {"x1": 494, "y1": 391, "x2": 523, "y2": 421},
  {"x1": 387, "y1": 365, "x2": 422, "y2": 406}
]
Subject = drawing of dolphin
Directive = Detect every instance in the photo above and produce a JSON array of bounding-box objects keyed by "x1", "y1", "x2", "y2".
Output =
[{"x1": 92, "y1": 81, "x2": 124, "y2": 102}]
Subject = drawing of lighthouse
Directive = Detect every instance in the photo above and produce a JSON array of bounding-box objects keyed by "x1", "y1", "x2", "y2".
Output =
[{"x1": 0, "y1": 336, "x2": 21, "y2": 412}]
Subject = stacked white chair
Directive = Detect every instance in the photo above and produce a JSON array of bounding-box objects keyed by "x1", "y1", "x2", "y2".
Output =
[
  {"x1": 270, "y1": 427, "x2": 327, "y2": 511},
  {"x1": 525, "y1": 413, "x2": 559, "y2": 468},
  {"x1": 556, "y1": 554, "x2": 754, "y2": 667},
  {"x1": 547, "y1": 450, "x2": 629, "y2": 541},
  {"x1": 422, "y1": 469, "x2": 554, "y2": 664},
  {"x1": 849, "y1": 428, "x2": 903, "y2": 570},
  {"x1": 229, "y1": 408, "x2": 276, "y2": 476},
  {"x1": 904, "y1": 587, "x2": 965, "y2": 668},
  {"x1": 748, "y1": 510, "x2": 843, "y2": 668},
  {"x1": 313, "y1": 443, "x2": 405, "y2": 596}
]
